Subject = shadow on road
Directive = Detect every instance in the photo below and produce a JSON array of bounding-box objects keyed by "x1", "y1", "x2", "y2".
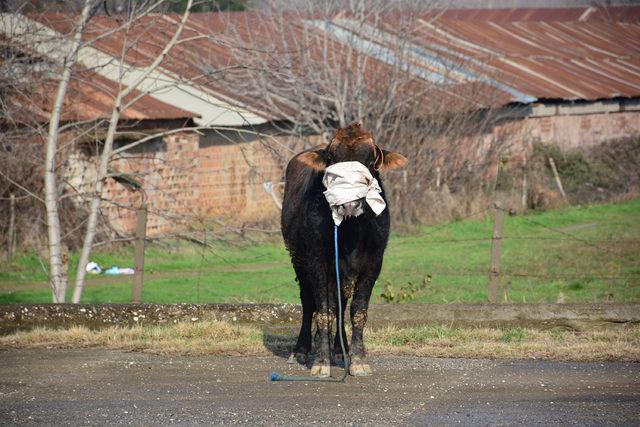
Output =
[{"x1": 260, "y1": 325, "x2": 297, "y2": 359}]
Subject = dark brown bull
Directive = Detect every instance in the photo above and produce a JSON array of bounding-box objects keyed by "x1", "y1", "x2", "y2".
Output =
[{"x1": 281, "y1": 123, "x2": 407, "y2": 376}]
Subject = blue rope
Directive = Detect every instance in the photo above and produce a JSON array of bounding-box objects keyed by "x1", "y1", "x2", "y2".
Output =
[
  {"x1": 270, "y1": 224, "x2": 349, "y2": 382},
  {"x1": 334, "y1": 224, "x2": 350, "y2": 376}
]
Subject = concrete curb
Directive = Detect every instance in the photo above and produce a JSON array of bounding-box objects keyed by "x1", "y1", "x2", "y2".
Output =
[{"x1": 1, "y1": 303, "x2": 638, "y2": 334}]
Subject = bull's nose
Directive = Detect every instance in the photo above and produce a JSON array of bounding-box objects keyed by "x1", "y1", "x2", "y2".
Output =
[{"x1": 342, "y1": 200, "x2": 364, "y2": 218}]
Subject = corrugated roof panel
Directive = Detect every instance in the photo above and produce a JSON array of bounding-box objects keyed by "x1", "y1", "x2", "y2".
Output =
[
  {"x1": 407, "y1": 10, "x2": 640, "y2": 102},
  {"x1": 10, "y1": 5, "x2": 640, "y2": 125}
]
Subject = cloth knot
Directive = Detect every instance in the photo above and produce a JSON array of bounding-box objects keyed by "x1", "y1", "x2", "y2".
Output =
[{"x1": 322, "y1": 161, "x2": 386, "y2": 225}]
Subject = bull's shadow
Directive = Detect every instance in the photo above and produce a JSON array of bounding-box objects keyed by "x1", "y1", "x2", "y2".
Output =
[
  {"x1": 261, "y1": 324, "x2": 298, "y2": 360},
  {"x1": 261, "y1": 322, "x2": 348, "y2": 368}
]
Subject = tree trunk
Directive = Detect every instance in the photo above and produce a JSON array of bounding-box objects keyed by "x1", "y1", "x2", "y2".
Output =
[
  {"x1": 72, "y1": 100, "x2": 120, "y2": 304},
  {"x1": 44, "y1": 0, "x2": 93, "y2": 303}
]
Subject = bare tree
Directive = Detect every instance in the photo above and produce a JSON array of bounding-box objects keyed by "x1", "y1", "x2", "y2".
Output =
[
  {"x1": 44, "y1": 0, "x2": 95, "y2": 302},
  {"x1": 221, "y1": 0, "x2": 509, "y2": 224},
  {"x1": 71, "y1": 0, "x2": 195, "y2": 302}
]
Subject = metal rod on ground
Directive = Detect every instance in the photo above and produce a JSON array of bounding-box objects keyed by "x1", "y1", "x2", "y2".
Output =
[
  {"x1": 488, "y1": 160, "x2": 507, "y2": 304},
  {"x1": 7, "y1": 193, "x2": 15, "y2": 262},
  {"x1": 132, "y1": 204, "x2": 147, "y2": 303},
  {"x1": 548, "y1": 157, "x2": 567, "y2": 201}
]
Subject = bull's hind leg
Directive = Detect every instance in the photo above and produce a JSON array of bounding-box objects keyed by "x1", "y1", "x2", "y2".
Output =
[
  {"x1": 349, "y1": 283, "x2": 373, "y2": 376},
  {"x1": 288, "y1": 286, "x2": 315, "y2": 365}
]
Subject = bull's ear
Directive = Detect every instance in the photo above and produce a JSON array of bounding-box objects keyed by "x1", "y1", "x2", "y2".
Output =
[
  {"x1": 297, "y1": 149, "x2": 327, "y2": 171},
  {"x1": 374, "y1": 145, "x2": 385, "y2": 170},
  {"x1": 380, "y1": 149, "x2": 408, "y2": 171}
]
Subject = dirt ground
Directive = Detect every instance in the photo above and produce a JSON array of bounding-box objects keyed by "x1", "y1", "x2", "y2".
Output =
[{"x1": 1, "y1": 348, "x2": 638, "y2": 425}]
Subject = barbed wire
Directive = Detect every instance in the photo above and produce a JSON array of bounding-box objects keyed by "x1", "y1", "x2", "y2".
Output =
[
  {"x1": 496, "y1": 206, "x2": 638, "y2": 263},
  {"x1": 381, "y1": 269, "x2": 640, "y2": 280},
  {"x1": 417, "y1": 236, "x2": 640, "y2": 244}
]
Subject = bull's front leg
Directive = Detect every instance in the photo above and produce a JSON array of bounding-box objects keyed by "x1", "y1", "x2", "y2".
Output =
[
  {"x1": 311, "y1": 300, "x2": 334, "y2": 377},
  {"x1": 349, "y1": 281, "x2": 374, "y2": 376}
]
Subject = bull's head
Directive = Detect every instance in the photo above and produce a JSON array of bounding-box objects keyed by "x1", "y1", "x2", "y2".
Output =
[{"x1": 299, "y1": 123, "x2": 408, "y2": 217}]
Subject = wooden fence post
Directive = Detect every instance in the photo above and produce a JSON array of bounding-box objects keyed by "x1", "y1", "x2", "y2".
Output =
[
  {"x1": 132, "y1": 204, "x2": 147, "y2": 303},
  {"x1": 521, "y1": 154, "x2": 528, "y2": 210},
  {"x1": 7, "y1": 194, "x2": 15, "y2": 262},
  {"x1": 488, "y1": 159, "x2": 507, "y2": 303}
]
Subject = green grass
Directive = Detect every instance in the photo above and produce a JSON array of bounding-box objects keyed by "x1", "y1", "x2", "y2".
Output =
[{"x1": 1, "y1": 199, "x2": 639, "y2": 304}]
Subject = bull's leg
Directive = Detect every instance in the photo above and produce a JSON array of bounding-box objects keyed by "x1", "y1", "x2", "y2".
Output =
[
  {"x1": 310, "y1": 305, "x2": 333, "y2": 377},
  {"x1": 288, "y1": 287, "x2": 315, "y2": 365},
  {"x1": 349, "y1": 283, "x2": 373, "y2": 376},
  {"x1": 310, "y1": 296, "x2": 334, "y2": 378}
]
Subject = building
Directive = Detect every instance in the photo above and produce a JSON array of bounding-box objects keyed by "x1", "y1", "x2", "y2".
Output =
[{"x1": 2, "y1": 5, "x2": 639, "y2": 236}]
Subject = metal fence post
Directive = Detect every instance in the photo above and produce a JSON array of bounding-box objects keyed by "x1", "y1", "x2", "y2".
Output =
[{"x1": 132, "y1": 204, "x2": 147, "y2": 303}]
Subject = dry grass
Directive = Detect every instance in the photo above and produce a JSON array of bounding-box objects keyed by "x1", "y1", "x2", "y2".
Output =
[
  {"x1": 1, "y1": 321, "x2": 639, "y2": 362},
  {"x1": 367, "y1": 325, "x2": 640, "y2": 362},
  {"x1": 0, "y1": 322, "x2": 265, "y2": 356}
]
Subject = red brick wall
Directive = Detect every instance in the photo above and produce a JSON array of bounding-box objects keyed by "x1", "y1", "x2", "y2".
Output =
[
  {"x1": 196, "y1": 137, "x2": 284, "y2": 222},
  {"x1": 66, "y1": 111, "x2": 639, "y2": 236},
  {"x1": 66, "y1": 130, "x2": 290, "y2": 237},
  {"x1": 527, "y1": 111, "x2": 640, "y2": 149}
]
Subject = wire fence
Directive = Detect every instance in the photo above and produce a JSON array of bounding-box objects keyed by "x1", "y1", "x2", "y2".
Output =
[
  {"x1": 128, "y1": 197, "x2": 638, "y2": 305},
  {"x1": 2, "y1": 169, "x2": 639, "y2": 305},
  {"x1": 377, "y1": 200, "x2": 639, "y2": 304}
]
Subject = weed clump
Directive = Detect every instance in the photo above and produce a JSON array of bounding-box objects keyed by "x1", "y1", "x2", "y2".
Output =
[
  {"x1": 501, "y1": 327, "x2": 526, "y2": 343},
  {"x1": 380, "y1": 276, "x2": 431, "y2": 303}
]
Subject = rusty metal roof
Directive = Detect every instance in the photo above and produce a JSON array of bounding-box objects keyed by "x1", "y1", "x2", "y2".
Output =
[
  {"x1": 407, "y1": 7, "x2": 640, "y2": 101},
  {"x1": 8, "y1": 6, "x2": 640, "y2": 125},
  {"x1": 0, "y1": 62, "x2": 197, "y2": 125}
]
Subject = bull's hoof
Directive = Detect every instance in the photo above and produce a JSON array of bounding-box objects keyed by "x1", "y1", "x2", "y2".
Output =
[
  {"x1": 287, "y1": 352, "x2": 307, "y2": 365},
  {"x1": 349, "y1": 359, "x2": 372, "y2": 376},
  {"x1": 310, "y1": 361, "x2": 331, "y2": 377}
]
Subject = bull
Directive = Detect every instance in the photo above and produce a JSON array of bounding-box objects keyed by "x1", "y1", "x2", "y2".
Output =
[{"x1": 281, "y1": 123, "x2": 407, "y2": 377}]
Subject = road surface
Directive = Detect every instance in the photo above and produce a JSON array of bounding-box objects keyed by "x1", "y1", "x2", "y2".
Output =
[{"x1": 1, "y1": 348, "x2": 638, "y2": 425}]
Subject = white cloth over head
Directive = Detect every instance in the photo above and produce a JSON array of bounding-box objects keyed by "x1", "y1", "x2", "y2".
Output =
[{"x1": 322, "y1": 161, "x2": 386, "y2": 226}]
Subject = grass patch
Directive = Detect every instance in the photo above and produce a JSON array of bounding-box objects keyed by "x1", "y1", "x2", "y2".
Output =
[
  {"x1": 1, "y1": 198, "x2": 639, "y2": 304},
  {"x1": 501, "y1": 327, "x2": 527, "y2": 343},
  {"x1": 2, "y1": 321, "x2": 639, "y2": 362}
]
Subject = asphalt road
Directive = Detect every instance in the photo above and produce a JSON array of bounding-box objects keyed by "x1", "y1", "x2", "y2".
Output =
[{"x1": 1, "y1": 348, "x2": 638, "y2": 425}]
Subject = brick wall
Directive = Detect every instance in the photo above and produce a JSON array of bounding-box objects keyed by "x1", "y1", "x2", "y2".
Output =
[
  {"x1": 449, "y1": 110, "x2": 640, "y2": 180},
  {"x1": 66, "y1": 129, "x2": 296, "y2": 237},
  {"x1": 196, "y1": 135, "x2": 284, "y2": 223},
  {"x1": 65, "y1": 110, "x2": 639, "y2": 236},
  {"x1": 65, "y1": 133, "x2": 282, "y2": 236},
  {"x1": 527, "y1": 111, "x2": 640, "y2": 149}
]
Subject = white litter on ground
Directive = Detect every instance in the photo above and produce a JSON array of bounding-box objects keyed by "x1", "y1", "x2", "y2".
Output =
[
  {"x1": 85, "y1": 262, "x2": 102, "y2": 274},
  {"x1": 322, "y1": 161, "x2": 386, "y2": 225}
]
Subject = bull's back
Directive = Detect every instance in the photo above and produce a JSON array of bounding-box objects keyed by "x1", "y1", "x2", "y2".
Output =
[
  {"x1": 280, "y1": 154, "x2": 310, "y2": 250},
  {"x1": 281, "y1": 152, "x2": 318, "y2": 248}
]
